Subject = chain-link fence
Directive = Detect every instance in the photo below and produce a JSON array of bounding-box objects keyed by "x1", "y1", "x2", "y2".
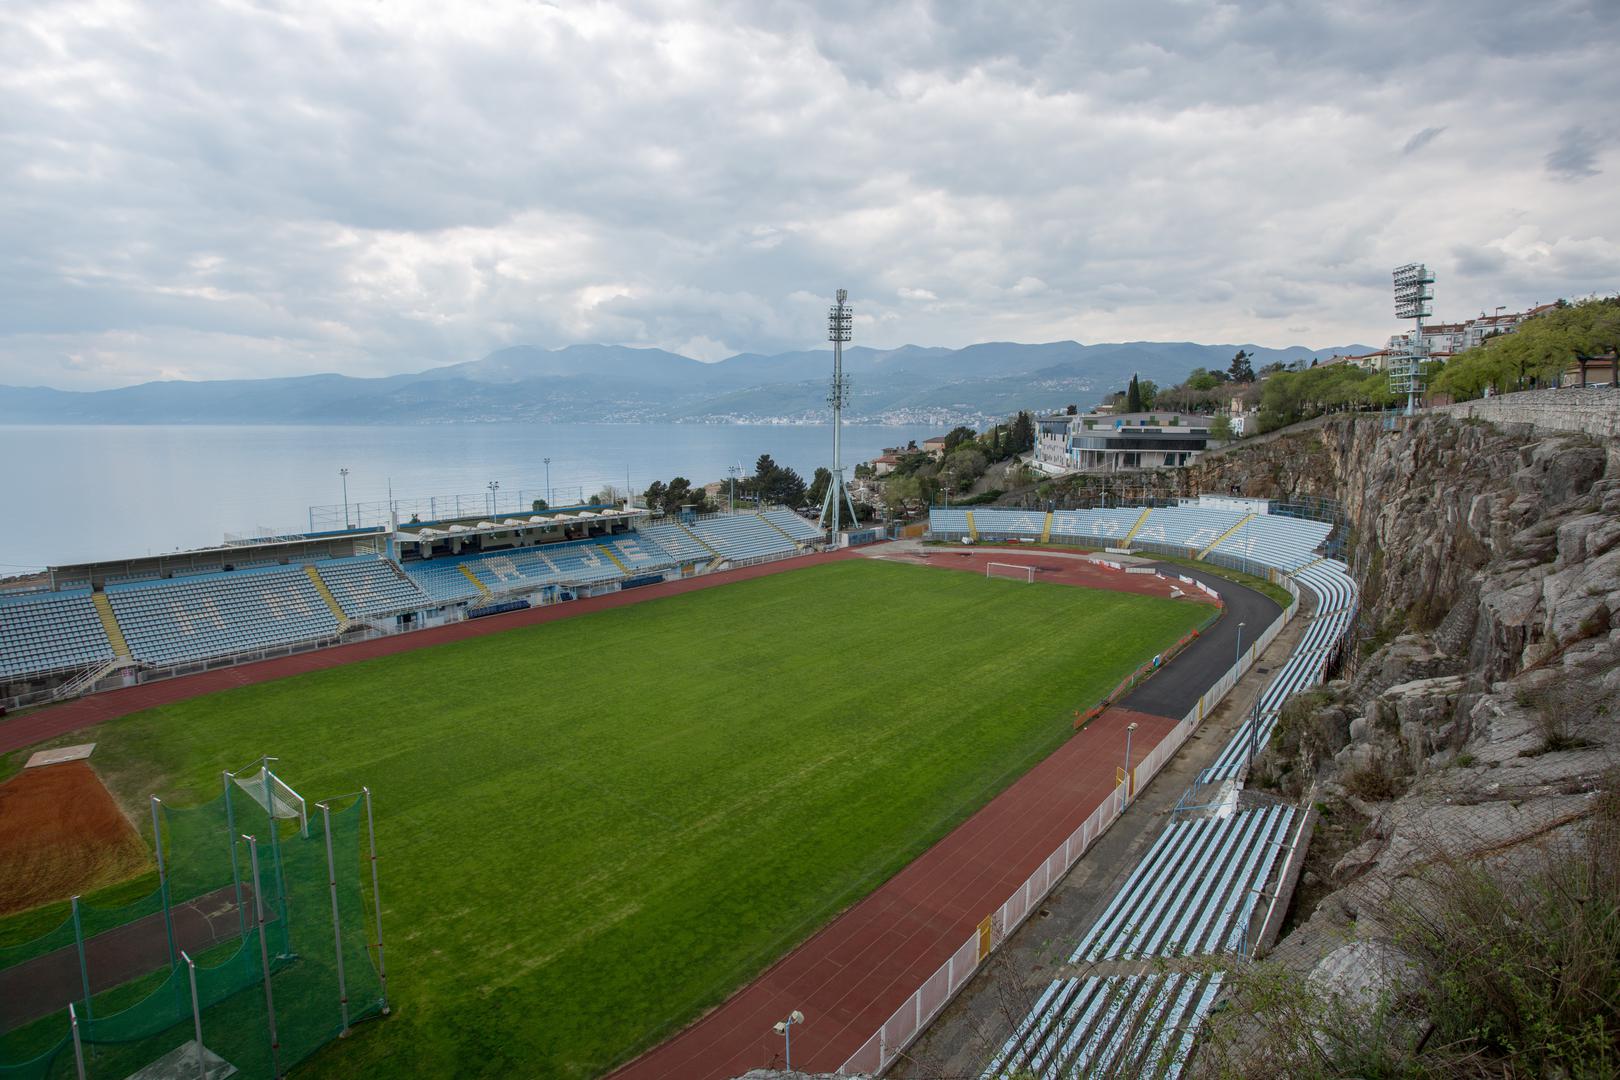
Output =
[{"x1": 0, "y1": 772, "x2": 385, "y2": 1080}]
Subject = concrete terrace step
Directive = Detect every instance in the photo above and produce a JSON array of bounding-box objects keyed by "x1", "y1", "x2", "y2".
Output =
[{"x1": 90, "y1": 591, "x2": 130, "y2": 658}]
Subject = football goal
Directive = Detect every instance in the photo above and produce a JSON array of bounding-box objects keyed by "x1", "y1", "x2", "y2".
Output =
[{"x1": 985, "y1": 562, "x2": 1036, "y2": 583}]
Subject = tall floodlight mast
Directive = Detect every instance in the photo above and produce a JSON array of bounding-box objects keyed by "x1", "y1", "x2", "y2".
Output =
[
  {"x1": 819, "y1": 289, "x2": 861, "y2": 539},
  {"x1": 1391, "y1": 263, "x2": 1434, "y2": 415}
]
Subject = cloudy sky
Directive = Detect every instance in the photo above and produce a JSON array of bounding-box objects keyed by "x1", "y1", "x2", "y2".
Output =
[{"x1": 4, "y1": 0, "x2": 1617, "y2": 390}]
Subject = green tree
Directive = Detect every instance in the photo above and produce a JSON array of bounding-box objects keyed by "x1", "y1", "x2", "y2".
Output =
[
  {"x1": 1186, "y1": 367, "x2": 1220, "y2": 392},
  {"x1": 1434, "y1": 295, "x2": 1620, "y2": 400},
  {"x1": 665, "y1": 476, "x2": 696, "y2": 510},
  {"x1": 1009, "y1": 410, "x2": 1036, "y2": 454},
  {"x1": 807, "y1": 466, "x2": 832, "y2": 509},
  {"x1": 530, "y1": 498, "x2": 549, "y2": 512},
  {"x1": 941, "y1": 447, "x2": 987, "y2": 492},
  {"x1": 1138, "y1": 379, "x2": 1158, "y2": 409},
  {"x1": 943, "y1": 425, "x2": 979, "y2": 452},
  {"x1": 1126, "y1": 374, "x2": 1143, "y2": 413},
  {"x1": 884, "y1": 474, "x2": 922, "y2": 511},
  {"x1": 1229, "y1": 350, "x2": 1255, "y2": 383},
  {"x1": 760, "y1": 465, "x2": 807, "y2": 507},
  {"x1": 642, "y1": 481, "x2": 667, "y2": 513},
  {"x1": 1210, "y1": 414, "x2": 1234, "y2": 440}
]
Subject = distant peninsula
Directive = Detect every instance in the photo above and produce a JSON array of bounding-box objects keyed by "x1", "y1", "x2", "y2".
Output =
[{"x1": 0, "y1": 339, "x2": 1371, "y2": 427}]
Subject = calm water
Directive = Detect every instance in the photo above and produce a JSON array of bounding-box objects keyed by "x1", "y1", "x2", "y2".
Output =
[{"x1": 0, "y1": 423, "x2": 936, "y2": 571}]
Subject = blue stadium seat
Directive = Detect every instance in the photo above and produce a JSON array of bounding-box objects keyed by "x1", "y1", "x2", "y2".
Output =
[
  {"x1": 684, "y1": 513, "x2": 797, "y2": 560},
  {"x1": 759, "y1": 508, "x2": 825, "y2": 542},
  {"x1": 0, "y1": 589, "x2": 115, "y2": 681},
  {"x1": 107, "y1": 567, "x2": 341, "y2": 666},
  {"x1": 635, "y1": 521, "x2": 717, "y2": 563},
  {"x1": 315, "y1": 556, "x2": 432, "y2": 618}
]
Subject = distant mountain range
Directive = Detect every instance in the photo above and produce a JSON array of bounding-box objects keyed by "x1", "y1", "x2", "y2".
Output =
[{"x1": 0, "y1": 340, "x2": 1373, "y2": 427}]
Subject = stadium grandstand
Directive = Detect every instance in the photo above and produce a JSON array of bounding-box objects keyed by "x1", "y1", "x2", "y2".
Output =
[
  {"x1": 0, "y1": 502, "x2": 829, "y2": 711},
  {"x1": 920, "y1": 501, "x2": 1358, "y2": 1080}
]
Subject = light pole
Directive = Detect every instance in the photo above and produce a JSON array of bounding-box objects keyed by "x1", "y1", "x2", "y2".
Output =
[
  {"x1": 1235, "y1": 620, "x2": 1246, "y2": 673},
  {"x1": 544, "y1": 457, "x2": 552, "y2": 510},
  {"x1": 774, "y1": 1010, "x2": 804, "y2": 1071},
  {"x1": 1124, "y1": 721, "x2": 1138, "y2": 803},
  {"x1": 487, "y1": 480, "x2": 500, "y2": 516},
  {"x1": 1249, "y1": 696, "x2": 1261, "y2": 769},
  {"x1": 340, "y1": 468, "x2": 351, "y2": 529}
]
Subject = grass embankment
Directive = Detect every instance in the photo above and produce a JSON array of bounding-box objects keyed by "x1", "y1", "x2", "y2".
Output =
[{"x1": 3, "y1": 559, "x2": 1204, "y2": 1078}]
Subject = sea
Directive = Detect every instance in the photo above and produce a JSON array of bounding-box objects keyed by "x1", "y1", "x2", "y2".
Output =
[{"x1": 0, "y1": 423, "x2": 938, "y2": 572}]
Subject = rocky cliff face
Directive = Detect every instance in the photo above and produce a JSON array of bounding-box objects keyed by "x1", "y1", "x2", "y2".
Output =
[{"x1": 1179, "y1": 411, "x2": 1620, "y2": 1074}]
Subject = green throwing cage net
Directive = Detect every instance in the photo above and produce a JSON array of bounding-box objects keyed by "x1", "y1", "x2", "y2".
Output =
[{"x1": 0, "y1": 771, "x2": 386, "y2": 1080}]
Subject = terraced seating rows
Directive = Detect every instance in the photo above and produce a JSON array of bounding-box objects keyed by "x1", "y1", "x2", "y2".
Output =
[
  {"x1": 1120, "y1": 507, "x2": 1246, "y2": 551},
  {"x1": 404, "y1": 559, "x2": 487, "y2": 603},
  {"x1": 404, "y1": 535, "x2": 671, "y2": 601},
  {"x1": 1207, "y1": 558, "x2": 1357, "y2": 780},
  {"x1": 0, "y1": 589, "x2": 115, "y2": 681},
  {"x1": 1048, "y1": 507, "x2": 1146, "y2": 541},
  {"x1": 977, "y1": 507, "x2": 1357, "y2": 1078},
  {"x1": 760, "y1": 508, "x2": 824, "y2": 542},
  {"x1": 315, "y1": 556, "x2": 431, "y2": 617},
  {"x1": 1209, "y1": 515, "x2": 1332, "y2": 571},
  {"x1": 968, "y1": 509, "x2": 1047, "y2": 539},
  {"x1": 635, "y1": 521, "x2": 717, "y2": 562},
  {"x1": 107, "y1": 567, "x2": 340, "y2": 666},
  {"x1": 1069, "y1": 804, "x2": 1296, "y2": 962},
  {"x1": 983, "y1": 972, "x2": 1225, "y2": 1080},
  {"x1": 685, "y1": 514, "x2": 798, "y2": 560},
  {"x1": 928, "y1": 508, "x2": 972, "y2": 536},
  {"x1": 607, "y1": 533, "x2": 678, "y2": 572}
]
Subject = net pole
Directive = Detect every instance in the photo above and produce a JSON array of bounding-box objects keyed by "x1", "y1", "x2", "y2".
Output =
[
  {"x1": 182, "y1": 950, "x2": 206, "y2": 1079},
  {"x1": 319, "y1": 803, "x2": 351, "y2": 1035},
  {"x1": 224, "y1": 771, "x2": 247, "y2": 939},
  {"x1": 246, "y1": 834, "x2": 283, "y2": 1080},
  {"x1": 69, "y1": 1003, "x2": 86, "y2": 1080},
  {"x1": 363, "y1": 787, "x2": 390, "y2": 1013},
  {"x1": 71, "y1": 895, "x2": 93, "y2": 1021},
  {"x1": 263, "y1": 768, "x2": 291, "y2": 958},
  {"x1": 151, "y1": 796, "x2": 178, "y2": 971}
]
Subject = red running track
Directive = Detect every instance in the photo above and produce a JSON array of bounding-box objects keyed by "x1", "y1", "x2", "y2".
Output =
[
  {"x1": 0, "y1": 548, "x2": 863, "y2": 756},
  {"x1": 605, "y1": 706, "x2": 1178, "y2": 1080}
]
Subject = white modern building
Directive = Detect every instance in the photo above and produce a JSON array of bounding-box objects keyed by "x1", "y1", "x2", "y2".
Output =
[{"x1": 1036, "y1": 411, "x2": 1218, "y2": 473}]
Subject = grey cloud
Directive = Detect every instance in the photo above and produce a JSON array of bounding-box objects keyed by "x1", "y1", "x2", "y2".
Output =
[
  {"x1": 1546, "y1": 126, "x2": 1603, "y2": 179},
  {"x1": 2, "y1": 0, "x2": 1618, "y2": 390},
  {"x1": 1402, "y1": 127, "x2": 1446, "y2": 155}
]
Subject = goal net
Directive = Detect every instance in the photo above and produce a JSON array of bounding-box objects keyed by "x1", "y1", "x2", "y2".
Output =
[
  {"x1": 986, "y1": 562, "x2": 1036, "y2": 583},
  {"x1": 232, "y1": 763, "x2": 309, "y2": 837}
]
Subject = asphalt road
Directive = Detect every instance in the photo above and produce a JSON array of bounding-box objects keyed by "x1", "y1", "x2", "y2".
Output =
[{"x1": 1120, "y1": 562, "x2": 1283, "y2": 721}]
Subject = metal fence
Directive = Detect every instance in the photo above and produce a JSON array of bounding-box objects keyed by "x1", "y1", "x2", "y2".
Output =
[{"x1": 837, "y1": 572, "x2": 1298, "y2": 1075}]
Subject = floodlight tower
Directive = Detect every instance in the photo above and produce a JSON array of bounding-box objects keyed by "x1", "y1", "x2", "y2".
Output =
[
  {"x1": 1391, "y1": 263, "x2": 1434, "y2": 415},
  {"x1": 819, "y1": 289, "x2": 861, "y2": 539}
]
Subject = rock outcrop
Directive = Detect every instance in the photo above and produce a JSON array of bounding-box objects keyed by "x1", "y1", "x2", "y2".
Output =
[{"x1": 1183, "y1": 410, "x2": 1619, "y2": 1072}]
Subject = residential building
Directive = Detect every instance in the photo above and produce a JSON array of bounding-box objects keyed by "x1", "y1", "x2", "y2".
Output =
[
  {"x1": 870, "y1": 451, "x2": 904, "y2": 477},
  {"x1": 1036, "y1": 411, "x2": 1217, "y2": 473},
  {"x1": 1384, "y1": 303, "x2": 1559, "y2": 360}
]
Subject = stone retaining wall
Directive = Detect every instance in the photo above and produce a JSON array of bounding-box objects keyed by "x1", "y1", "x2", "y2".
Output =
[{"x1": 1433, "y1": 386, "x2": 1620, "y2": 439}]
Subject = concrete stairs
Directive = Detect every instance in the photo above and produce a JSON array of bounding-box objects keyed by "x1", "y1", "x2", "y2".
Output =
[{"x1": 91, "y1": 591, "x2": 131, "y2": 658}]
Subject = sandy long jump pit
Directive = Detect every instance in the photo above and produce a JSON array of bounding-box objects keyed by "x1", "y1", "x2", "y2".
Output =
[{"x1": 0, "y1": 760, "x2": 149, "y2": 917}]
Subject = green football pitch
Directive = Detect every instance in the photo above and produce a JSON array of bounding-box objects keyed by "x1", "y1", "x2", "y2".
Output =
[{"x1": 25, "y1": 558, "x2": 1208, "y2": 1078}]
